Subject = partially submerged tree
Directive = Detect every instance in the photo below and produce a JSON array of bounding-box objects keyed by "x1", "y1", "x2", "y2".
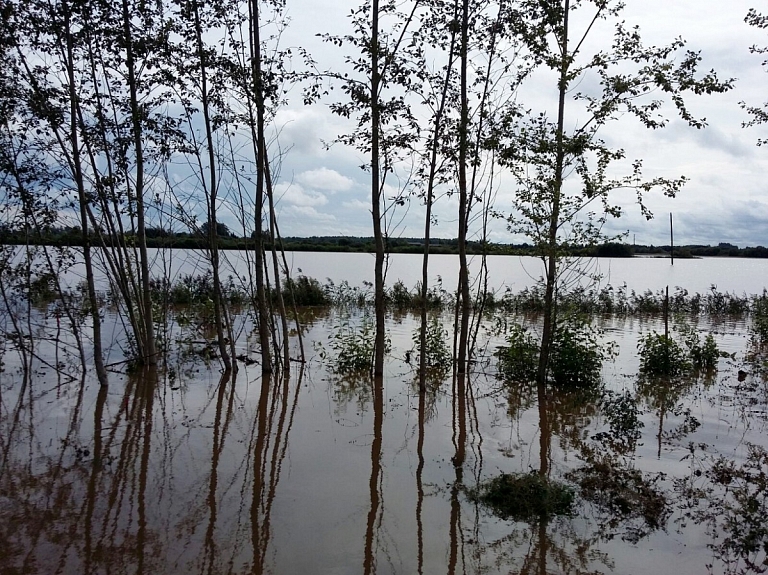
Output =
[
  {"x1": 493, "y1": 0, "x2": 732, "y2": 385},
  {"x1": 319, "y1": 0, "x2": 422, "y2": 377}
]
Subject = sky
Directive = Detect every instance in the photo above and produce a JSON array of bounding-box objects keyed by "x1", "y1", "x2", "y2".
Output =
[{"x1": 248, "y1": 0, "x2": 768, "y2": 248}]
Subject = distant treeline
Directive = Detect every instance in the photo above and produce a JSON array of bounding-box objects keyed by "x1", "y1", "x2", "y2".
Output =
[{"x1": 2, "y1": 228, "x2": 767, "y2": 258}]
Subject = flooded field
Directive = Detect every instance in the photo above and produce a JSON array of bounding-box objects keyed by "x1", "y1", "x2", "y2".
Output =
[{"x1": 2, "y1": 293, "x2": 768, "y2": 574}]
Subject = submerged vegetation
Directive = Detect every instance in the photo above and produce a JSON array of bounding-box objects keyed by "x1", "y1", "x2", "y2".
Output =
[{"x1": 470, "y1": 472, "x2": 575, "y2": 521}]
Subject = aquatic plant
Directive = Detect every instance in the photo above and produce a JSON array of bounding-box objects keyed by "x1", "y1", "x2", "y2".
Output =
[
  {"x1": 638, "y1": 333, "x2": 691, "y2": 377},
  {"x1": 639, "y1": 326, "x2": 724, "y2": 377},
  {"x1": 549, "y1": 318, "x2": 612, "y2": 388},
  {"x1": 495, "y1": 324, "x2": 539, "y2": 384},
  {"x1": 322, "y1": 316, "x2": 390, "y2": 375},
  {"x1": 470, "y1": 472, "x2": 575, "y2": 521},
  {"x1": 495, "y1": 318, "x2": 612, "y2": 388},
  {"x1": 593, "y1": 390, "x2": 645, "y2": 455},
  {"x1": 410, "y1": 316, "x2": 451, "y2": 373},
  {"x1": 677, "y1": 443, "x2": 768, "y2": 574},
  {"x1": 751, "y1": 290, "x2": 768, "y2": 346},
  {"x1": 386, "y1": 280, "x2": 413, "y2": 308},
  {"x1": 678, "y1": 324, "x2": 722, "y2": 370},
  {"x1": 568, "y1": 455, "x2": 669, "y2": 543},
  {"x1": 278, "y1": 275, "x2": 331, "y2": 307}
]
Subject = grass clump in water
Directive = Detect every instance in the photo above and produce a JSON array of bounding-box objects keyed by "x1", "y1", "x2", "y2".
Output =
[{"x1": 470, "y1": 472, "x2": 575, "y2": 521}]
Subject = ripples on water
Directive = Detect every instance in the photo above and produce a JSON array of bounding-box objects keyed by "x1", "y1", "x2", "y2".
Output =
[{"x1": 1, "y1": 256, "x2": 767, "y2": 574}]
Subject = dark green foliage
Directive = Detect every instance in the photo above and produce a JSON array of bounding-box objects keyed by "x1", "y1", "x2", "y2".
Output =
[
  {"x1": 680, "y1": 327, "x2": 722, "y2": 370},
  {"x1": 593, "y1": 390, "x2": 645, "y2": 455},
  {"x1": 411, "y1": 316, "x2": 450, "y2": 375},
  {"x1": 323, "y1": 317, "x2": 390, "y2": 375},
  {"x1": 279, "y1": 275, "x2": 331, "y2": 307},
  {"x1": 470, "y1": 472, "x2": 575, "y2": 521},
  {"x1": 496, "y1": 319, "x2": 611, "y2": 388},
  {"x1": 677, "y1": 444, "x2": 768, "y2": 573},
  {"x1": 752, "y1": 290, "x2": 768, "y2": 345},
  {"x1": 639, "y1": 326, "x2": 724, "y2": 377},
  {"x1": 638, "y1": 333, "x2": 691, "y2": 377},
  {"x1": 150, "y1": 273, "x2": 246, "y2": 307},
  {"x1": 27, "y1": 271, "x2": 57, "y2": 304},
  {"x1": 549, "y1": 319, "x2": 610, "y2": 388},
  {"x1": 498, "y1": 283, "x2": 752, "y2": 316},
  {"x1": 386, "y1": 280, "x2": 413, "y2": 308},
  {"x1": 595, "y1": 242, "x2": 634, "y2": 258},
  {"x1": 495, "y1": 325, "x2": 539, "y2": 383}
]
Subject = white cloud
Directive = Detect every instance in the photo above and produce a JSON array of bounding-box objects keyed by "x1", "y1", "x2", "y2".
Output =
[
  {"x1": 275, "y1": 182, "x2": 328, "y2": 207},
  {"x1": 296, "y1": 167, "x2": 354, "y2": 192},
  {"x1": 284, "y1": 205, "x2": 337, "y2": 223},
  {"x1": 342, "y1": 199, "x2": 370, "y2": 211}
]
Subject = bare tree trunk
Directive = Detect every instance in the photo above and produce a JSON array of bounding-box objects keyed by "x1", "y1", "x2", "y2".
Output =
[
  {"x1": 371, "y1": 0, "x2": 386, "y2": 377},
  {"x1": 264, "y1": 152, "x2": 291, "y2": 369},
  {"x1": 121, "y1": 0, "x2": 156, "y2": 367},
  {"x1": 419, "y1": 0, "x2": 459, "y2": 391},
  {"x1": 537, "y1": 0, "x2": 570, "y2": 387},
  {"x1": 456, "y1": 0, "x2": 471, "y2": 375},
  {"x1": 249, "y1": 0, "x2": 273, "y2": 375},
  {"x1": 65, "y1": 11, "x2": 108, "y2": 386},
  {"x1": 190, "y1": 0, "x2": 232, "y2": 372}
]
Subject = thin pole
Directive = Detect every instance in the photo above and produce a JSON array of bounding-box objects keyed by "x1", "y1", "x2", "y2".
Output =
[{"x1": 670, "y1": 213, "x2": 674, "y2": 266}]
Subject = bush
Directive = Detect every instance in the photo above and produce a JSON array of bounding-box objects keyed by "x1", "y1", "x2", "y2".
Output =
[
  {"x1": 411, "y1": 316, "x2": 451, "y2": 374},
  {"x1": 324, "y1": 317, "x2": 390, "y2": 375},
  {"x1": 386, "y1": 280, "x2": 413, "y2": 308},
  {"x1": 679, "y1": 325, "x2": 722, "y2": 370},
  {"x1": 549, "y1": 319, "x2": 610, "y2": 388},
  {"x1": 638, "y1": 333, "x2": 690, "y2": 377},
  {"x1": 470, "y1": 472, "x2": 575, "y2": 521},
  {"x1": 639, "y1": 326, "x2": 723, "y2": 376},
  {"x1": 280, "y1": 275, "x2": 330, "y2": 306},
  {"x1": 496, "y1": 319, "x2": 612, "y2": 388},
  {"x1": 752, "y1": 290, "x2": 768, "y2": 346},
  {"x1": 495, "y1": 325, "x2": 539, "y2": 383}
]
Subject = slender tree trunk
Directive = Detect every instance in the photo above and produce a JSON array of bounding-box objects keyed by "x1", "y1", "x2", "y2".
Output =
[
  {"x1": 371, "y1": 0, "x2": 386, "y2": 377},
  {"x1": 456, "y1": 0, "x2": 471, "y2": 374},
  {"x1": 537, "y1": 0, "x2": 570, "y2": 387},
  {"x1": 264, "y1": 152, "x2": 291, "y2": 368},
  {"x1": 65, "y1": 12, "x2": 108, "y2": 386},
  {"x1": 419, "y1": 0, "x2": 459, "y2": 391},
  {"x1": 250, "y1": 0, "x2": 273, "y2": 375},
  {"x1": 121, "y1": 0, "x2": 156, "y2": 367},
  {"x1": 191, "y1": 0, "x2": 232, "y2": 372},
  {"x1": 363, "y1": 374, "x2": 383, "y2": 574}
]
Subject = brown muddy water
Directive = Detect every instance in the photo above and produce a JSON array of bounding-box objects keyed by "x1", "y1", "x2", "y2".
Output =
[{"x1": 1, "y1": 304, "x2": 767, "y2": 575}]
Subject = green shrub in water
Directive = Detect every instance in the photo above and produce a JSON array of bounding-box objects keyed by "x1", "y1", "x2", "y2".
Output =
[
  {"x1": 496, "y1": 319, "x2": 612, "y2": 388},
  {"x1": 411, "y1": 316, "x2": 451, "y2": 371},
  {"x1": 638, "y1": 333, "x2": 690, "y2": 377},
  {"x1": 639, "y1": 326, "x2": 724, "y2": 376},
  {"x1": 678, "y1": 324, "x2": 722, "y2": 370},
  {"x1": 470, "y1": 472, "x2": 575, "y2": 521},
  {"x1": 495, "y1": 325, "x2": 539, "y2": 383},
  {"x1": 387, "y1": 280, "x2": 413, "y2": 308},
  {"x1": 752, "y1": 290, "x2": 768, "y2": 346},
  {"x1": 549, "y1": 319, "x2": 611, "y2": 388},
  {"x1": 280, "y1": 275, "x2": 330, "y2": 306},
  {"x1": 326, "y1": 317, "x2": 390, "y2": 375}
]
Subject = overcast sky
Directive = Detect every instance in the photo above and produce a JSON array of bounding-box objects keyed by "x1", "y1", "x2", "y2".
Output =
[{"x1": 250, "y1": 0, "x2": 767, "y2": 247}]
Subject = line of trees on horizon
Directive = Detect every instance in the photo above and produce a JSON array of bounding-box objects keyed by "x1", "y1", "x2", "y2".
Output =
[{"x1": 1, "y1": 226, "x2": 766, "y2": 258}]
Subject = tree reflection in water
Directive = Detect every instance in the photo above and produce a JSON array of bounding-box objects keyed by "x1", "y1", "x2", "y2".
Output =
[{"x1": 3, "y1": 309, "x2": 768, "y2": 574}]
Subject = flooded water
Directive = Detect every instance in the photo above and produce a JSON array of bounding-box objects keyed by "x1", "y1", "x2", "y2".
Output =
[{"x1": 1, "y1": 251, "x2": 767, "y2": 574}]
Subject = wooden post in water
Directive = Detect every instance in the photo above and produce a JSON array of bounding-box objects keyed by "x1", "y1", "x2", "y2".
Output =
[
  {"x1": 670, "y1": 213, "x2": 674, "y2": 266},
  {"x1": 664, "y1": 286, "x2": 669, "y2": 340}
]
